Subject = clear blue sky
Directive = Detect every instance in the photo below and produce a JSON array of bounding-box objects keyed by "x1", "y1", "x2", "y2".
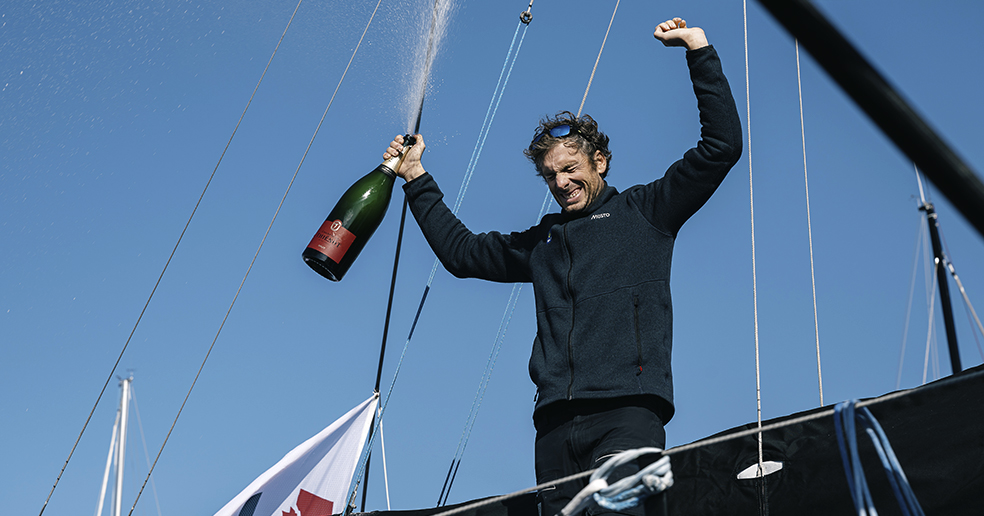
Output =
[{"x1": 3, "y1": 1, "x2": 983, "y2": 515}]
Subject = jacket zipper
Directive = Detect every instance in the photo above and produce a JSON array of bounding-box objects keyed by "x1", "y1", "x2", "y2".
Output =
[
  {"x1": 564, "y1": 224, "x2": 576, "y2": 399},
  {"x1": 633, "y1": 293, "x2": 643, "y2": 375}
]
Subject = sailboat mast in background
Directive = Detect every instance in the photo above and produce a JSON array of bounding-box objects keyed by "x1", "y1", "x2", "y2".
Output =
[{"x1": 95, "y1": 374, "x2": 132, "y2": 516}]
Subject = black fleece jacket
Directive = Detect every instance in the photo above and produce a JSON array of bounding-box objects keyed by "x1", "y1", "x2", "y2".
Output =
[{"x1": 403, "y1": 45, "x2": 742, "y2": 423}]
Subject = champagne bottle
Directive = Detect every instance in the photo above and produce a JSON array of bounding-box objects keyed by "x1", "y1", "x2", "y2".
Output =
[{"x1": 302, "y1": 136, "x2": 414, "y2": 281}]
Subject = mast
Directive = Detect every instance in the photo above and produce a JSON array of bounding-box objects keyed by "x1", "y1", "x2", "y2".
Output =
[
  {"x1": 96, "y1": 374, "x2": 132, "y2": 516},
  {"x1": 916, "y1": 173, "x2": 963, "y2": 374},
  {"x1": 115, "y1": 376, "x2": 131, "y2": 516}
]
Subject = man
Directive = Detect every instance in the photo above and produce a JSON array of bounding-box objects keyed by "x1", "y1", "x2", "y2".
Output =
[{"x1": 385, "y1": 17, "x2": 741, "y2": 516}]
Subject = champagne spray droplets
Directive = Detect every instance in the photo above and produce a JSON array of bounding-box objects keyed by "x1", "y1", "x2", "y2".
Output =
[{"x1": 402, "y1": 0, "x2": 457, "y2": 133}]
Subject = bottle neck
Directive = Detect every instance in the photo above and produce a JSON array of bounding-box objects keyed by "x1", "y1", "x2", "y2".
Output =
[
  {"x1": 379, "y1": 135, "x2": 415, "y2": 178},
  {"x1": 379, "y1": 148, "x2": 408, "y2": 179},
  {"x1": 378, "y1": 155, "x2": 400, "y2": 178}
]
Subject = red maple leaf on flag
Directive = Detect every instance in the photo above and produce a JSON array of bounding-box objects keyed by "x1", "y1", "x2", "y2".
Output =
[{"x1": 282, "y1": 489, "x2": 334, "y2": 516}]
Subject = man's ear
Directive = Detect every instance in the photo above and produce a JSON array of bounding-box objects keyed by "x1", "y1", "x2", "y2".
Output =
[{"x1": 593, "y1": 150, "x2": 608, "y2": 176}]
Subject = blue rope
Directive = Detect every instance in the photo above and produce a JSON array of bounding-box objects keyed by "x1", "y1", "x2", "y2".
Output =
[
  {"x1": 833, "y1": 400, "x2": 926, "y2": 516},
  {"x1": 348, "y1": 15, "x2": 534, "y2": 511},
  {"x1": 451, "y1": 21, "x2": 527, "y2": 214},
  {"x1": 438, "y1": 21, "x2": 533, "y2": 506}
]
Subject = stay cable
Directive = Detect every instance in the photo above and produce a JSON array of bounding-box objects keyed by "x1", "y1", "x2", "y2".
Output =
[{"x1": 37, "y1": 2, "x2": 305, "y2": 514}]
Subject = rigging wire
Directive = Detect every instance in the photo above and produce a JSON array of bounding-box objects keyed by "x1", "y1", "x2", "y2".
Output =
[
  {"x1": 931, "y1": 190, "x2": 984, "y2": 361},
  {"x1": 363, "y1": 0, "x2": 455, "y2": 508},
  {"x1": 121, "y1": 1, "x2": 387, "y2": 514},
  {"x1": 348, "y1": 0, "x2": 454, "y2": 510},
  {"x1": 439, "y1": 282, "x2": 523, "y2": 506},
  {"x1": 939, "y1": 240, "x2": 984, "y2": 360},
  {"x1": 795, "y1": 39, "x2": 824, "y2": 406},
  {"x1": 361, "y1": 0, "x2": 461, "y2": 499},
  {"x1": 129, "y1": 387, "x2": 164, "y2": 516},
  {"x1": 914, "y1": 169, "x2": 950, "y2": 384},
  {"x1": 577, "y1": 0, "x2": 620, "y2": 117},
  {"x1": 378, "y1": 407, "x2": 392, "y2": 510},
  {"x1": 37, "y1": 2, "x2": 306, "y2": 514},
  {"x1": 438, "y1": 1, "x2": 621, "y2": 504},
  {"x1": 922, "y1": 262, "x2": 940, "y2": 385},
  {"x1": 307, "y1": 2, "x2": 534, "y2": 508},
  {"x1": 741, "y1": 0, "x2": 766, "y2": 493},
  {"x1": 741, "y1": 4, "x2": 771, "y2": 516},
  {"x1": 438, "y1": 189, "x2": 553, "y2": 509},
  {"x1": 896, "y1": 214, "x2": 927, "y2": 390},
  {"x1": 954, "y1": 269, "x2": 984, "y2": 361}
]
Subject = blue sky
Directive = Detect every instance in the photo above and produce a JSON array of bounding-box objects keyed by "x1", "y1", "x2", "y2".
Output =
[{"x1": 3, "y1": 1, "x2": 983, "y2": 515}]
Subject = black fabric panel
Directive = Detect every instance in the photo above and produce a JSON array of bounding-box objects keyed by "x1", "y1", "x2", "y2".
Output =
[
  {"x1": 347, "y1": 493, "x2": 538, "y2": 516},
  {"x1": 347, "y1": 365, "x2": 983, "y2": 516},
  {"x1": 663, "y1": 364, "x2": 984, "y2": 515}
]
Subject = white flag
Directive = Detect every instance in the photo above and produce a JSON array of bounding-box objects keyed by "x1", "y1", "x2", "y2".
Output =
[{"x1": 214, "y1": 394, "x2": 378, "y2": 516}]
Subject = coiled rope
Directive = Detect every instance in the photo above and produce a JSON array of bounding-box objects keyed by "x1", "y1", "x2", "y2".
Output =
[
  {"x1": 833, "y1": 400, "x2": 926, "y2": 516},
  {"x1": 37, "y1": 2, "x2": 308, "y2": 514}
]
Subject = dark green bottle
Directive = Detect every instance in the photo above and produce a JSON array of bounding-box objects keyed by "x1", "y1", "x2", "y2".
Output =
[{"x1": 302, "y1": 138, "x2": 412, "y2": 281}]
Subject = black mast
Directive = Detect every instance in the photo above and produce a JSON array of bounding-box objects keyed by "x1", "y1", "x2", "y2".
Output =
[
  {"x1": 918, "y1": 201, "x2": 962, "y2": 374},
  {"x1": 359, "y1": 1, "x2": 442, "y2": 511},
  {"x1": 916, "y1": 170, "x2": 963, "y2": 374}
]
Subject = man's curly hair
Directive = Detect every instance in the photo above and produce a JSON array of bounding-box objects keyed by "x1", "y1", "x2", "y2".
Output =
[{"x1": 524, "y1": 111, "x2": 612, "y2": 178}]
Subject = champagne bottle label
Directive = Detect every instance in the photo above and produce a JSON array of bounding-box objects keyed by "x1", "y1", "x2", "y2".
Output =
[{"x1": 307, "y1": 219, "x2": 357, "y2": 264}]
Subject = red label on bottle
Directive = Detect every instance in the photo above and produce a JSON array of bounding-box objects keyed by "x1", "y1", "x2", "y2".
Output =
[{"x1": 307, "y1": 219, "x2": 356, "y2": 264}]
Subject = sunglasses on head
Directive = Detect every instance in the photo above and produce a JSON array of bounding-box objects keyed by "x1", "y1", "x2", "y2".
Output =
[{"x1": 529, "y1": 124, "x2": 580, "y2": 150}]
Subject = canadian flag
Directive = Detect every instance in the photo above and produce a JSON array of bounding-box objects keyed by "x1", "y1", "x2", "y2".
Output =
[{"x1": 214, "y1": 395, "x2": 378, "y2": 516}]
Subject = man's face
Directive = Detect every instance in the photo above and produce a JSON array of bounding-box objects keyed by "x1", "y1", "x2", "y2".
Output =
[{"x1": 541, "y1": 143, "x2": 607, "y2": 213}]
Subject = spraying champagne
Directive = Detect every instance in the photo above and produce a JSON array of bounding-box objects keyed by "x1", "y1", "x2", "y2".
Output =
[{"x1": 302, "y1": 135, "x2": 416, "y2": 281}]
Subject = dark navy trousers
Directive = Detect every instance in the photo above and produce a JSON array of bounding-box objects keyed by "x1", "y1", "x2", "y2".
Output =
[{"x1": 534, "y1": 399, "x2": 667, "y2": 516}]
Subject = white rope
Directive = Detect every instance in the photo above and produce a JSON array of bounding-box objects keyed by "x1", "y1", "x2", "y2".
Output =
[
  {"x1": 558, "y1": 448, "x2": 672, "y2": 516},
  {"x1": 741, "y1": 0, "x2": 765, "y2": 482},
  {"x1": 577, "y1": 0, "x2": 619, "y2": 117},
  {"x1": 795, "y1": 39, "x2": 824, "y2": 406}
]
